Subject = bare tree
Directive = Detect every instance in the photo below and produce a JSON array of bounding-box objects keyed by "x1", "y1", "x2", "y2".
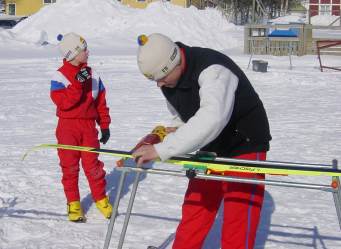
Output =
[
  {"x1": 0, "y1": 0, "x2": 4, "y2": 13},
  {"x1": 280, "y1": 0, "x2": 290, "y2": 15},
  {"x1": 217, "y1": 0, "x2": 301, "y2": 24}
]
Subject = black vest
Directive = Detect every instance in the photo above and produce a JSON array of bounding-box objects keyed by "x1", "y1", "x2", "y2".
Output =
[{"x1": 161, "y1": 42, "x2": 272, "y2": 157}]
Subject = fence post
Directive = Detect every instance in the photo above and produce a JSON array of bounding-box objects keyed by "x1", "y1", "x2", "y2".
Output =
[
  {"x1": 244, "y1": 25, "x2": 251, "y2": 54},
  {"x1": 303, "y1": 24, "x2": 313, "y2": 55}
]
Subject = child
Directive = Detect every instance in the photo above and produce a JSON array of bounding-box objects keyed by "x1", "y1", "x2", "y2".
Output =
[{"x1": 50, "y1": 32, "x2": 112, "y2": 222}]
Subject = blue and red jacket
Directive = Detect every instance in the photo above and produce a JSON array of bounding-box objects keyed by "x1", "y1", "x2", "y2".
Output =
[{"x1": 50, "y1": 59, "x2": 111, "y2": 129}]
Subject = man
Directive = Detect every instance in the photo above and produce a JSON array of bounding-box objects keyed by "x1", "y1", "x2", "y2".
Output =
[{"x1": 133, "y1": 33, "x2": 271, "y2": 249}]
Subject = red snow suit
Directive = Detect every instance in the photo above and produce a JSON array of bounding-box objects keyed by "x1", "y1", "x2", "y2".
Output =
[
  {"x1": 50, "y1": 60, "x2": 111, "y2": 203},
  {"x1": 173, "y1": 152, "x2": 266, "y2": 249}
]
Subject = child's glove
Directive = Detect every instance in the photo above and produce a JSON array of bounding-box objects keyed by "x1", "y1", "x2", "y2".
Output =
[
  {"x1": 99, "y1": 129, "x2": 110, "y2": 144},
  {"x1": 75, "y1": 67, "x2": 91, "y2": 83}
]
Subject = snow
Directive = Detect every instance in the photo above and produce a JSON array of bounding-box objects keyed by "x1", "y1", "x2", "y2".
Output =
[
  {"x1": 270, "y1": 13, "x2": 341, "y2": 27},
  {"x1": 0, "y1": 14, "x2": 26, "y2": 21},
  {"x1": 269, "y1": 13, "x2": 306, "y2": 24},
  {"x1": 2, "y1": 0, "x2": 238, "y2": 55},
  {"x1": 310, "y1": 15, "x2": 341, "y2": 26},
  {"x1": 0, "y1": 0, "x2": 341, "y2": 248}
]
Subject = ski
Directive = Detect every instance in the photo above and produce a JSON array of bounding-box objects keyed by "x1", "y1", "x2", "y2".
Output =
[{"x1": 23, "y1": 143, "x2": 341, "y2": 177}]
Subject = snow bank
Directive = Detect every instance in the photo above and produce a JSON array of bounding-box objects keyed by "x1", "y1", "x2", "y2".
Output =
[
  {"x1": 269, "y1": 13, "x2": 306, "y2": 24},
  {"x1": 310, "y1": 15, "x2": 341, "y2": 26},
  {"x1": 267, "y1": 13, "x2": 340, "y2": 26},
  {"x1": 1, "y1": 0, "x2": 238, "y2": 52}
]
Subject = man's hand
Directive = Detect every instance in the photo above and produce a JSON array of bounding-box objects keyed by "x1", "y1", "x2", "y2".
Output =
[
  {"x1": 99, "y1": 129, "x2": 110, "y2": 144},
  {"x1": 165, "y1": 127, "x2": 177, "y2": 133},
  {"x1": 132, "y1": 144, "x2": 159, "y2": 166},
  {"x1": 75, "y1": 66, "x2": 91, "y2": 83}
]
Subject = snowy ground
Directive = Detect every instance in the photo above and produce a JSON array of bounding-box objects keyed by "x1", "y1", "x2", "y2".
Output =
[{"x1": 0, "y1": 1, "x2": 341, "y2": 249}]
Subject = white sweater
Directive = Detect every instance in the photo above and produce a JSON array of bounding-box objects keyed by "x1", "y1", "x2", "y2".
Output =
[{"x1": 154, "y1": 64, "x2": 239, "y2": 161}]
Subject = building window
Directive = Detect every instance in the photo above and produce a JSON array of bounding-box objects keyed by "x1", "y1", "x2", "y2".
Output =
[
  {"x1": 320, "y1": 4, "x2": 332, "y2": 15},
  {"x1": 43, "y1": 0, "x2": 57, "y2": 4},
  {"x1": 8, "y1": 3, "x2": 15, "y2": 15}
]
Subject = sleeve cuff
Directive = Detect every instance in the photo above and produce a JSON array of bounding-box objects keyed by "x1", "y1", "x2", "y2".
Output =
[
  {"x1": 154, "y1": 143, "x2": 172, "y2": 161},
  {"x1": 99, "y1": 123, "x2": 110, "y2": 130}
]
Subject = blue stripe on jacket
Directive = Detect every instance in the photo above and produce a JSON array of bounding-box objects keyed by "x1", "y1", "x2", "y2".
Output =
[
  {"x1": 98, "y1": 78, "x2": 105, "y2": 92},
  {"x1": 51, "y1": 80, "x2": 66, "y2": 91}
]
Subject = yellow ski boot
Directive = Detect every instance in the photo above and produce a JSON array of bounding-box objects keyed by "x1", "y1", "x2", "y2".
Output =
[
  {"x1": 95, "y1": 196, "x2": 112, "y2": 219},
  {"x1": 67, "y1": 201, "x2": 86, "y2": 222}
]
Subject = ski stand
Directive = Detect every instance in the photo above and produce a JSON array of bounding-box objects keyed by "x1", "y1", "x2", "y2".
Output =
[
  {"x1": 103, "y1": 159, "x2": 341, "y2": 249},
  {"x1": 117, "y1": 171, "x2": 142, "y2": 249},
  {"x1": 103, "y1": 170, "x2": 129, "y2": 249},
  {"x1": 332, "y1": 159, "x2": 341, "y2": 229}
]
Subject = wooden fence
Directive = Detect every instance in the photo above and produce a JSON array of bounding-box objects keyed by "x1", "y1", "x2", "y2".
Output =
[{"x1": 244, "y1": 24, "x2": 341, "y2": 56}]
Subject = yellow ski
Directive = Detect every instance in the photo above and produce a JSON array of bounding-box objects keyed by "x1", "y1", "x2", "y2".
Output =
[{"x1": 23, "y1": 144, "x2": 341, "y2": 177}]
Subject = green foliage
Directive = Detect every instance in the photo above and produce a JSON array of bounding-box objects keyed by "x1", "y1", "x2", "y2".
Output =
[{"x1": 290, "y1": 0, "x2": 307, "y2": 11}]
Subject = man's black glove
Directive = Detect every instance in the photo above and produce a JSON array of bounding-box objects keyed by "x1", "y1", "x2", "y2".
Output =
[
  {"x1": 75, "y1": 66, "x2": 91, "y2": 83},
  {"x1": 99, "y1": 129, "x2": 110, "y2": 144}
]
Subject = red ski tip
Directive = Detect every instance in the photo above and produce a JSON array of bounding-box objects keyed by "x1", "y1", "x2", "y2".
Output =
[
  {"x1": 116, "y1": 159, "x2": 124, "y2": 167},
  {"x1": 331, "y1": 180, "x2": 339, "y2": 189}
]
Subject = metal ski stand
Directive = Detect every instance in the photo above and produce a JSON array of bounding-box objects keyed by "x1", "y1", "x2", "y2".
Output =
[
  {"x1": 103, "y1": 170, "x2": 129, "y2": 249},
  {"x1": 117, "y1": 171, "x2": 142, "y2": 249},
  {"x1": 103, "y1": 159, "x2": 341, "y2": 249},
  {"x1": 332, "y1": 160, "x2": 341, "y2": 228},
  {"x1": 103, "y1": 168, "x2": 143, "y2": 249}
]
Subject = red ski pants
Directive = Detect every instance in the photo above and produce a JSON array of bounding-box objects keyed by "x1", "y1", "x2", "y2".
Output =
[
  {"x1": 56, "y1": 118, "x2": 106, "y2": 203},
  {"x1": 173, "y1": 152, "x2": 266, "y2": 249}
]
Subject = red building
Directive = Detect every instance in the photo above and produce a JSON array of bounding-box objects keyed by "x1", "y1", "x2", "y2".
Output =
[{"x1": 309, "y1": 0, "x2": 341, "y2": 17}]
